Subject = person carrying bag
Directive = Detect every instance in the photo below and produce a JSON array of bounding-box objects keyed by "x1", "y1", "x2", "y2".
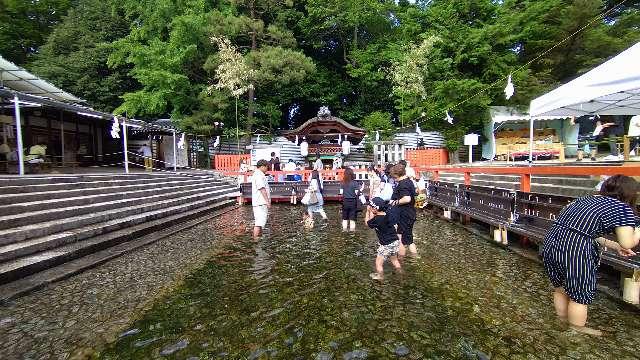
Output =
[{"x1": 302, "y1": 170, "x2": 328, "y2": 222}]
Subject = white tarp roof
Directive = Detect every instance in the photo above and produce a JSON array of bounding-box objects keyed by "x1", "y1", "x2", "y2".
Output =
[
  {"x1": 530, "y1": 42, "x2": 640, "y2": 117},
  {"x1": 0, "y1": 55, "x2": 82, "y2": 103},
  {"x1": 490, "y1": 106, "x2": 566, "y2": 123}
]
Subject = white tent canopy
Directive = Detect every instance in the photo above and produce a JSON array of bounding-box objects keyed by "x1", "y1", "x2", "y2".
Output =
[{"x1": 530, "y1": 42, "x2": 640, "y2": 117}]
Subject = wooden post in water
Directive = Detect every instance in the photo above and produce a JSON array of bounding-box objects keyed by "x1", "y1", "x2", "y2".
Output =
[
  {"x1": 520, "y1": 173, "x2": 531, "y2": 192},
  {"x1": 623, "y1": 135, "x2": 630, "y2": 161}
]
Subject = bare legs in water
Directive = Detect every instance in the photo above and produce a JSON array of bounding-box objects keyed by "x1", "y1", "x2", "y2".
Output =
[{"x1": 553, "y1": 287, "x2": 602, "y2": 336}]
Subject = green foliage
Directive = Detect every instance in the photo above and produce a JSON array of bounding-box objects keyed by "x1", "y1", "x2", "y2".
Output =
[
  {"x1": 360, "y1": 111, "x2": 396, "y2": 154},
  {"x1": 28, "y1": 0, "x2": 134, "y2": 112},
  {"x1": 0, "y1": 0, "x2": 72, "y2": 65},
  {"x1": 360, "y1": 111, "x2": 396, "y2": 140},
  {"x1": 3, "y1": 0, "x2": 639, "y2": 151}
]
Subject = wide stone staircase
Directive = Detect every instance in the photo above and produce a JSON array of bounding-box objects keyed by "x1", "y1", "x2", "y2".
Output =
[{"x1": 0, "y1": 172, "x2": 239, "y2": 289}]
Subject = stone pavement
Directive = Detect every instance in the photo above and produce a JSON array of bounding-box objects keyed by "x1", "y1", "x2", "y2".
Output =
[{"x1": 0, "y1": 207, "x2": 249, "y2": 360}]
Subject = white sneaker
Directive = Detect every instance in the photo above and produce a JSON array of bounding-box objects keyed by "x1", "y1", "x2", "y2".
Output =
[{"x1": 602, "y1": 155, "x2": 619, "y2": 161}]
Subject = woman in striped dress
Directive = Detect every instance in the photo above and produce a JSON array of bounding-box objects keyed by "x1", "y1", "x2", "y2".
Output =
[{"x1": 541, "y1": 175, "x2": 640, "y2": 336}]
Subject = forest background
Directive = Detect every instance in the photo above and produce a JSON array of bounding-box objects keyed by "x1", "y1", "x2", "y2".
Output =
[{"x1": 1, "y1": 0, "x2": 639, "y2": 151}]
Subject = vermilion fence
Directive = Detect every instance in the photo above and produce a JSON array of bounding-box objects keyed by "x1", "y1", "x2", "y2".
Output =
[
  {"x1": 213, "y1": 154, "x2": 251, "y2": 171},
  {"x1": 405, "y1": 149, "x2": 448, "y2": 167},
  {"x1": 223, "y1": 165, "x2": 640, "y2": 193}
]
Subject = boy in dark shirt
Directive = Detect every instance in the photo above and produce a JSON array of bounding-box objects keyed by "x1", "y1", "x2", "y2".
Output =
[{"x1": 366, "y1": 197, "x2": 402, "y2": 280}]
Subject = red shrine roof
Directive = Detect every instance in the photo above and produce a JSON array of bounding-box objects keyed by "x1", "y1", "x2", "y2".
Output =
[{"x1": 282, "y1": 115, "x2": 366, "y2": 144}]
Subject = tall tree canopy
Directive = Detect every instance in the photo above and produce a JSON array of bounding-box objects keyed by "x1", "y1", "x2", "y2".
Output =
[{"x1": 9, "y1": 0, "x2": 639, "y2": 149}]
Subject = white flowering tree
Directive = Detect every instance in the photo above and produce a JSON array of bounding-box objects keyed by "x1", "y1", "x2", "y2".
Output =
[
  {"x1": 390, "y1": 36, "x2": 439, "y2": 127},
  {"x1": 209, "y1": 36, "x2": 255, "y2": 152}
]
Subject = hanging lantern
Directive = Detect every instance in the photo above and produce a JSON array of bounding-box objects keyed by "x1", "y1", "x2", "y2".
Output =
[
  {"x1": 300, "y1": 137, "x2": 309, "y2": 156},
  {"x1": 504, "y1": 74, "x2": 515, "y2": 100},
  {"x1": 341, "y1": 135, "x2": 351, "y2": 155}
]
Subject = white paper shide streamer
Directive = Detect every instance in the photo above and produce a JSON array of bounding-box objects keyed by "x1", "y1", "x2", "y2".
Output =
[
  {"x1": 300, "y1": 137, "x2": 309, "y2": 156},
  {"x1": 177, "y1": 133, "x2": 186, "y2": 149},
  {"x1": 110, "y1": 117, "x2": 120, "y2": 139},
  {"x1": 504, "y1": 74, "x2": 515, "y2": 100},
  {"x1": 213, "y1": 136, "x2": 220, "y2": 148},
  {"x1": 445, "y1": 111, "x2": 454, "y2": 125},
  {"x1": 341, "y1": 135, "x2": 351, "y2": 155},
  {"x1": 375, "y1": 130, "x2": 380, "y2": 142}
]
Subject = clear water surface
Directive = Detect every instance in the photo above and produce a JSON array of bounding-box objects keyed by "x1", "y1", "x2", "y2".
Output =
[{"x1": 99, "y1": 205, "x2": 640, "y2": 359}]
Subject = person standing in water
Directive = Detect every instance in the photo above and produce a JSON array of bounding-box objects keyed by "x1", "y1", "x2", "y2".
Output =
[
  {"x1": 306, "y1": 170, "x2": 328, "y2": 221},
  {"x1": 341, "y1": 167, "x2": 360, "y2": 231},
  {"x1": 541, "y1": 175, "x2": 639, "y2": 336},
  {"x1": 251, "y1": 159, "x2": 272, "y2": 238},
  {"x1": 388, "y1": 164, "x2": 418, "y2": 256},
  {"x1": 366, "y1": 197, "x2": 402, "y2": 280}
]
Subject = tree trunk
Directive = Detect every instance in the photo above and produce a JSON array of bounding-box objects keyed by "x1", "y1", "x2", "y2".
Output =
[{"x1": 448, "y1": 149, "x2": 460, "y2": 164}]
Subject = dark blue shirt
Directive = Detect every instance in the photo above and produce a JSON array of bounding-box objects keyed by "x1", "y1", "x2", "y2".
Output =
[{"x1": 367, "y1": 214, "x2": 398, "y2": 245}]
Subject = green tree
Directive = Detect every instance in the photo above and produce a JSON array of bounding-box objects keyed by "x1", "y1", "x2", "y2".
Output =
[
  {"x1": 108, "y1": 0, "x2": 214, "y2": 119},
  {"x1": 210, "y1": 0, "x2": 316, "y2": 131},
  {"x1": 390, "y1": 36, "x2": 439, "y2": 127},
  {"x1": 29, "y1": 0, "x2": 135, "y2": 112},
  {"x1": 0, "y1": 0, "x2": 72, "y2": 65},
  {"x1": 210, "y1": 35, "x2": 255, "y2": 151}
]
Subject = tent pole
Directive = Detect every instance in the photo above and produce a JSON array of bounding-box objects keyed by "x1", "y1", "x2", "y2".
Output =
[
  {"x1": 122, "y1": 119, "x2": 129, "y2": 174},
  {"x1": 172, "y1": 130, "x2": 177, "y2": 172},
  {"x1": 528, "y1": 115, "x2": 534, "y2": 165},
  {"x1": 13, "y1": 95, "x2": 25, "y2": 176},
  {"x1": 60, "y1": 112, "x2": 65, "y2": 167}
]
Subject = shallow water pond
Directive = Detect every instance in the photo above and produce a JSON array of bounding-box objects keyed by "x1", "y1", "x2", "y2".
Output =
[{"x1": 99, "y1": 205, "x2": 640, "y2": 359}]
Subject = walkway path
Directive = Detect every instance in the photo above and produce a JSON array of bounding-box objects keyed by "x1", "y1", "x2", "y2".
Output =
[{"x1": 1, "y1": 205, "x2": 640, "y2": 359}]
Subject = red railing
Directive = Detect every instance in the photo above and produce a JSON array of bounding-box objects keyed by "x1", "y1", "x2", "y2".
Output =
[
  {"x1": 213, "y1": 154, "x2": 251, "y2": 171},
  {"x1": 405, "y1": 149, "x2": 448, "y2": 167},
  {"x1": 224, "y1": 164, "x2": 640, "y2": 193},
  {"x1": 420, "y1": 165, "x2": 640, "y2": 192}
]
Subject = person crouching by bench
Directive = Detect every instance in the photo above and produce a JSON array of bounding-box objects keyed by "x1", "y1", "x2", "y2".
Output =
[
  {"x1": 366, "y1": 197, "x2": 402, "y2": 280},
  {"x1": 540, "y1": 175, "x2": 640, "y2": 336}
]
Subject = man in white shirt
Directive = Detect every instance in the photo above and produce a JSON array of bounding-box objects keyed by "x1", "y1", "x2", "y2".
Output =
[{"x1": 252, "y1": 159, "x2": 272, "y2": 238}]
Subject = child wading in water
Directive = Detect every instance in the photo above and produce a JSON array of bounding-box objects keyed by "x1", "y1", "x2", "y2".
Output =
[{"x1": 366, "y1": 197, "x2": 402, "y2": 280}]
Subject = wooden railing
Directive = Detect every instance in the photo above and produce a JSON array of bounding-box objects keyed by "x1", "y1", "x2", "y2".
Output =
[
  {"x1": 224, "y1": 164, "x2": 640, "y2": 193},
  {"x1": 213, "y1": 154, "x2": 251, "y2": 171}
]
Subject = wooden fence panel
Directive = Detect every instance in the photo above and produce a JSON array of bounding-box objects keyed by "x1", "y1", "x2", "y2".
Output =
[
  {"x1": 213, "y1": 154, "x2": 251, "y2": 171},
  {"x1": 405, "y1": 149, "x2": 449, "y2": 167}
]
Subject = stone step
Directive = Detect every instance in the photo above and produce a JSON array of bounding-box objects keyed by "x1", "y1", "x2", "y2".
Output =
[
  {"x1": 0, "y1": 198, "x2": 237, "y2": 285},
  {"x1": 0, "y1": 173, "x2": 194, "y2": 187},
  {"x1": 0, "y1": 183, "x2": 235, "y2": 230},
  {"x1": 0, "y1": 178, "x2": 226, "y2": 208},
  {"x1": 0, "y1": 174, "x2": 211, "y2": 195},
  {"x1": 0, "y1": 185, "x2": 240, "y2": 245}
]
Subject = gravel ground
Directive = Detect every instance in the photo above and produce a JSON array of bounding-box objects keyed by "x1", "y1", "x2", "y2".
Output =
[{"x1": 0, "y1": 206, "x2": 250, "y2": 360}]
